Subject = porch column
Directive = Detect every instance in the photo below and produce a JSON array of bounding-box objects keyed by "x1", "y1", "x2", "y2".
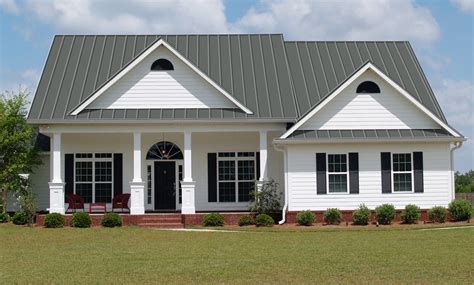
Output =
[
  {"x1": 257, "y1": 130, "x2": 268, "y2": 191},
  {"x1": 181, "y1": 131, "x2": 196, "y2": 214},
  {"x1": 130, "y1": 132, "x2": 145, "y2": 215},
  {"x1": 48, "y1": 133, "x2": 65, "y2": 214}
]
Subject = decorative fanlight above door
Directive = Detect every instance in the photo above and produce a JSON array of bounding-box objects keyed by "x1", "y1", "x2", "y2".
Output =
[{"x1": 146, "y1": 141, "x2": 183, "y2": 160}]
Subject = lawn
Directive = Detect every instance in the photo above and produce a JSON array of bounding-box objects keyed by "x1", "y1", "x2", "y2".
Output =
[{"x1": 1, "y1": 225, "x2": 473, "y2": 284}]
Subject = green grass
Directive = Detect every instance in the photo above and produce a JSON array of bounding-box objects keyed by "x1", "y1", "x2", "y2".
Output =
[{"x1": 1, "y1": 225, "x2": 473, "y2": 284}]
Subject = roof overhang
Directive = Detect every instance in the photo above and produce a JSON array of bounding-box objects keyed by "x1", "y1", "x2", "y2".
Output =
[
  {"x1": 69, "y1": 38, "x2": 253, "y2": 116},
  {"x1": 274, "y1": 137, "x2": 466, "y2": 145}
]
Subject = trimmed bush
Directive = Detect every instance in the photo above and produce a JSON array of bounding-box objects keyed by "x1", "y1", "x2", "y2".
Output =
[
  {"x1": 324, "y1": 208, "x2": 342, "y2": 225},
  {"x1": 12, "y1": 211, "x2": 28, "y2": 225},
  {"x1": 296, "y1": 210, "x2": 315, "y2": 226},
  {"x1": 255, "y1": 214, "x2": 274, "y2": 227},
  {"x1": 238, "y1": 215, "x2": 254, "y2": 226},
  {"x1": 44, "y1": 213, "x2": 65, "y2": 228},
  {"x1": 0, "y1": 213, "x2": 10, "y2": 223},
  {"x1": 203, "y1": 213, "x2": 225, "y2": 227},
  {"x1": 101, "y1": 213, "x2": 122, "y2": 228},
  {"x1": 400, "y1": 204, "x2": 421, "y2": 224},
  {"x1": 428, "y1": 206, "x2": 447, "y2": 223},
  {"x1": 71, "y1": 212, "x2": 92, "y2": 228},
  {"x1": 448, "y1": 199, "x2": 473, "y2": 221},
  {"x1": 375, "y1": 204, "x2": 395, "y2": 225},
  {"x1": 352, "y1": 204, "x2": 371, "y2": 225}
]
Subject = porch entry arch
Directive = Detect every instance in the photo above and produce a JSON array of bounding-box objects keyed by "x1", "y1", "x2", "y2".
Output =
[{"x1": 146, "y1": 141, "x2": 183, "y2": 211}]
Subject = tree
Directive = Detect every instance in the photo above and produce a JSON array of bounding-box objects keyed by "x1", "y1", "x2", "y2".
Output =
[
  {"x1": 455, "y1": 170, "x2": 474, "y2": 193},
  {"x1": 0, "y1": 89, "x2": 41, "y2": 213}
]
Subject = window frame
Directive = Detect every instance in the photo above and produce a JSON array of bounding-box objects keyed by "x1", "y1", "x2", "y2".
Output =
[
  {"x1": 216, "y1": 152, "x2": 257, "y2": 203},
  {"x1": 73, "y1": 153, "x2": 114, "y2": 203},
  {"x1": 326, "y1": 153, "x2": 349, "y2": 194},
  {"x1": 391, "y1": 153, "x2": 414, "y2": 193}
]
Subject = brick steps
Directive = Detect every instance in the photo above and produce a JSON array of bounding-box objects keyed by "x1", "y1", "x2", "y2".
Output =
[{"x1": 136, "y1": 214, "x2": 184, "y2": 228}]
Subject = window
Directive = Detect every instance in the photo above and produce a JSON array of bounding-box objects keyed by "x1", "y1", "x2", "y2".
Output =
[
  {"x1": 146, "y1": 141, "x2": 183, "y2": 160},
  {"x1": 327, "y1": 154, "x2": 348, "y2": 193},
  {"x1": 217, "y1": 152, "x2": 256, "y2": 202},
  {"x1": 147, "y1": 165, "x2": 152, "y2": 204},
  {"x1": 151, "y1": 58, "x2": 174, "y2": 71},
  {"x1": 74, "y1": 153, "x2": 113, "y2": 203},
  {"x1": 356, "y1": 81, "x2": 380, "y2": 93},
  {"x1": 178, "y1": 165, "x2": 183, "y2": 204},
  {"x1": 392, "y1": 153, "x2": 413, "y2": 192}
]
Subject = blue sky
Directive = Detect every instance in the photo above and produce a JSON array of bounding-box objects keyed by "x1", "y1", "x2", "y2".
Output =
[{"x1": 0, "y1": 0, "x2": 472, "y2": 171}]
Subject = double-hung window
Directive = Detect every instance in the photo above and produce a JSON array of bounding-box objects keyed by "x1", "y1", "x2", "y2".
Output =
[
  {"x1": 217, "y1": 152, "x2": 256, "y2": 202},
  {"x1": 327, "y1": 154, "x2": 348, "y2": 193},
  {"x1": 74, "y1": 153, "x2": 113, "y2": 203},
  {"x1": 392, "y1": 153, "x2": 413, "y2": 192}
]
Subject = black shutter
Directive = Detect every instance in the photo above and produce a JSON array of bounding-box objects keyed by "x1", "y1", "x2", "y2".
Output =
[
  {"x1": 349, "y1": 153, "x2": 359, "y2": 194},
  {"x1": 316, "y1": 153, "x2": 327, "y2": 195},
  {"x1": 381, "y1": 152, "x2": 391, "y2": 194},
  {"x1": 113, "y1": 153, "x2": 123, "y2": 197},
  {"x1": 256, "y1": 152, "x2": 260, "y2": 180},
  {"x1": 413, "y1": 152, "x2": 424, "y2": 193},
  {"x1": 64, "y1": 153, "x2": 74, "y2": 202},
  {"x1": 208, "y1": 153, "x2": 217, "y2": 202}
]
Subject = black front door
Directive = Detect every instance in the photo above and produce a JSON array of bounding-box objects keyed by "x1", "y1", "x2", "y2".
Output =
[{"x1": 154, "y1": 161, "x2": 176, "y2": 210}]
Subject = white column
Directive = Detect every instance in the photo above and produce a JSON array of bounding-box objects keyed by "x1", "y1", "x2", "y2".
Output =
[
  {"x1": 48, "y1": 133, "x2": 65, "y2": 214},
  {"x1": 257, "y1": 130, "x2": 268, "y2": 191},
  {"x1": 181, "y1": 131, "x2": 196, "y2": 214},
  {"x1": 130, "y1": 132, "x2": 145, "y2": 215}
]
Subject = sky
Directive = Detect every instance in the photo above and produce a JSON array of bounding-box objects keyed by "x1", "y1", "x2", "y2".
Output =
[{"x1": 0, "y1": 0, "x2": 472, "y2": 171}]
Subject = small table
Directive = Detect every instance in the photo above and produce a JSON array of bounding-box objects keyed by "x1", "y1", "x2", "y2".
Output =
[{"x1": 89, "y1": 203, "x2": 107, "y2": 214}]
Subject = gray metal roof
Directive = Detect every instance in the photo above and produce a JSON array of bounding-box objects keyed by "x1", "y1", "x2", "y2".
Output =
[
  {"x1": 28, "y1": 34, "x2": 448, "y2": 123},
  {"x1": 285, "y1": 129, "x2": 453, "y2": 140}
]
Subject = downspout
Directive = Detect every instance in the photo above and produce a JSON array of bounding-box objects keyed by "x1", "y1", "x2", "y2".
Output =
[
  {"x1": 450, "y1": 141, "x2": 463, "y2": 201},
  {"x1": 274, "y1": 143, "x2": 288, "y2": 224}
]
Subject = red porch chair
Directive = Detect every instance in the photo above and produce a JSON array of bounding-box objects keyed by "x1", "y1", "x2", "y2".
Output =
[
  {"x1": 112, "y1": 194, "x2": 131, "y2": 213},
  {"x1": 66, "y1": 194, "x2": 85, "y2": 213}
]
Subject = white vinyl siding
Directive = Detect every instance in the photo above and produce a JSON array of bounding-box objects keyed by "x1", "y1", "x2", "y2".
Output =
[
  {"x1": 287, "y1": 143, "x2": 452, "y2": 211},
  {"x1": 88, "y1": 46, "x2": 236, "y2": 109},
  {"x1": 300, "y1": 70, "x2": 440, "y2": 130}
]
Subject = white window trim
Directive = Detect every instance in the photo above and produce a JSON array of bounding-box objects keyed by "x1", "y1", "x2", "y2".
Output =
[
  {"x1": 326, "y1": 153, "x2": 349, "y2": 194},
  {"x1": 73, "y1": 153, "x2": 114, "y2": 203},
  {"x1": 391, "y1": 153, "x2": 414, "y2": 193},
  {"x1": 216, "y1": 152, "x2": 257, "y2": 203}
]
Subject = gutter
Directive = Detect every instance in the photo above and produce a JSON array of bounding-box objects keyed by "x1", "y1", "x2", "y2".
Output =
[
  {"x1": 273, "y1": 143, "x2": 288, "y2": 225},
  {"x1": 450, "y1": 141, "x2": 463, "y2": 201}
]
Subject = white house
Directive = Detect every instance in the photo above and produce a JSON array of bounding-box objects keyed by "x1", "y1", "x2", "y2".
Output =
[{"x1": 26, "y1": 34, "x2": 464, "y2": 225}]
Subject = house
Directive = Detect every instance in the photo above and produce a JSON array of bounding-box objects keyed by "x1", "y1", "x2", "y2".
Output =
[{"x1": 27, "y1": 34, "x2": 464, "y2": 224}]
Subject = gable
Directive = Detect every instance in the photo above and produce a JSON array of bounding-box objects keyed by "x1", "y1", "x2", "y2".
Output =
[
  {"x1": 87, "y1": 45, "x2": 237, "y2": 110},
  {"x1": 299, "y1": 69, "x2": 440, "y2": 130}
]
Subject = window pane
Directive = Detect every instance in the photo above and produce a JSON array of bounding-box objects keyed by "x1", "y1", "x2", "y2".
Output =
[
  {"x1": 75, "y1": 153, "x2": 93, "y2": 158},
  {"x1": 238, "y1": 160, "x2": 255, "y2": 180},
  {"x1": 95, "y1": 161, "x2": 112, "y2": 182},
  {"x1": 394, "y1": 173, "x2": 412, "y2": 192},
  {"x1": 95, "y1": 183, "x2": 112, "y2": 203},
  {"x1": 75, "y1": 161, "x2": 92, "y2": 182},
  {"x1": 237, "y1": 152, "x2": 255, "y2": 157},
  {"x1": 219, "y1": 182, "x2": 236, "y2": 202},
  {"x1": 95, "y1": 153, "x2": 112, "y2": 158},
  {"x1": 178, "y1": 165, "x2": 183, "y2": 204},
  {"x1": 218, "y1": 160, "x2": 235, "y2": 180},
  {"x1": 393, "y1": 153, "x2": 411, "y2": 171},
  {"x1": 238, "y1": 182, "x2": 254, "y2": 202},
  {"x1": 147, "y1": 165, "x2": 152, "y2": 204},
  {"x1": 328, "y1": 174, "x2": 347, "y2": 193},
  {"x1": 328, "y1": 154, "x2": 347, "y2": 173},
  {"x1": 218, "y1": 152, "x2": 235, "y2": 157},
  {"x1": 76, "y1": 183, "x2": 92, "y2": 203}
]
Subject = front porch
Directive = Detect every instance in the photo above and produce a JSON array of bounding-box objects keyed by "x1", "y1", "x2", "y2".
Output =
[{"x1": 42, "y1": 123, "x2": 284, "y2": 216}]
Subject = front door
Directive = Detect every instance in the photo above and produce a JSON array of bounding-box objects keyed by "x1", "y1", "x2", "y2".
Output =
[{"x1": 154, "y1": 161, "x2": 176, "y2": 210}]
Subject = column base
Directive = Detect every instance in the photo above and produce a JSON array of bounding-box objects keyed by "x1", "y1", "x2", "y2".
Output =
[
  {"x1": 48, "y1": 182, "x2": 65, "y2": 214},
  {"x1": 130, "y1": 181, "x2": 145, "y2": 215},
  {"x1": 181, "y1": 181, "x2": 196, "y2": 214}
]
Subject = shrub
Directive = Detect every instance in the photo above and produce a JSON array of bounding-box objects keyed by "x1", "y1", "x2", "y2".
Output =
[
  {"x1": 324, "y1": 208, "x2": 342, "y2": 225},
  {"x1": 448, "y1": 199, "x2": 473, "y2": 221},
  {"x1": 203, "y1": 213, "x2": 225, "y2": 227},
  {"x1": 428, "y1": 206, "x2": 447, "y2": 223},
  {"x1": 0, "y1": 212, "x2": 10, "y2": 223},
  {"x1": 375, "y1": 204, "x2": 396, "y2": 225},
  {"x1": 12, "y1": 211, "x2": 29, "y2": 225},
  {"x1": 296, "y1": 210, "x2": 315, "y2": 226},
  {"x1": 71, "y1": 212, "x2": 92, "y2": 228},
  {"x1": 249, "y1": 179, "x2": 281, "y2": 215},
  {"x1": 101, "y1": 213, "x2": 122, "y2": 228},
  {"x1": 400, "y1": 204, "x2": 421, "y2": 224},
  {"x1": 352, "y1": 204, "x2": 371, "y2": 225},
  {"x1": 44, "y1": 213, "x2": 65, "y2": 228},
  {"x1": 238, "y1": 215, "x2": 254, "y2": 226},
  {"x1": 255, "y1": 214, "x2": 274, "y2": 227},
  {"x1": 18, "y1": 190, "x2": 36, "y2": 226}
]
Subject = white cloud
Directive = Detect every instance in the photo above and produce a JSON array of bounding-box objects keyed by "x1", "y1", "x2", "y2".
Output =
[
  {"x1": 235, "y1": 0, "x2": 440, "y2": 46},
  {"x1": 0, "y1": 0, "x2": 19, "y2": 14},
  {"x1": 0, "y1": 68, "x2": 41, "y2": 105},
  {"x1": 451, "y1": 0, "x2": 474, "y2": 13}
]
